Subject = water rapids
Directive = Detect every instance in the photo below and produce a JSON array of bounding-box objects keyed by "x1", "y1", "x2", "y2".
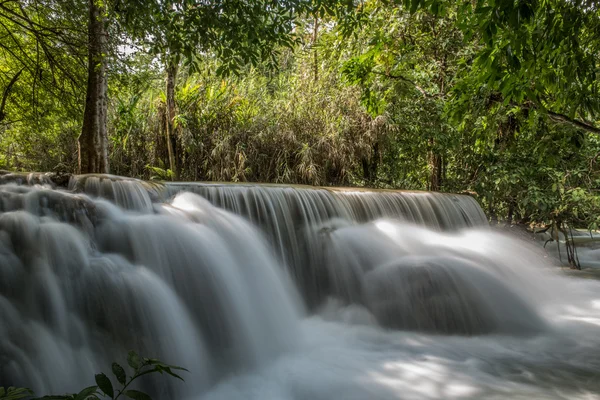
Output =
[{"x1": 0, "y1": 173, "x2": 599, "y2": 399}]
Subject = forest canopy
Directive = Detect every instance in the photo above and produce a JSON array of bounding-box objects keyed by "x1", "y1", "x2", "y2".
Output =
[{"x1": 0, "y1": 0, "x2": 599, "y2": 228}]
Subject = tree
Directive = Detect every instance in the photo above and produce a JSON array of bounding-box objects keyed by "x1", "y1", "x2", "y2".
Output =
[
  {"x1": 0, "y1": 0, "x2": 86, "y2": 126},
  {"x1": 0, "y1": 0, "x2": 87, "y2": 171},
  {"x1": 1, "y1": 0, "x2": 353, "y2": 176},
  {"x1": 113, "y1": 0, "x2": 317, "y2": 180},
  {"x1": 79, "y1": 0, "x2": 109, "y2": 174},
  {"x1": 391, "y1": 0, "x2": 600, "y2": 134},
  {"x1": 341, "y1": 1, "x2": 466, "y2": 189}
]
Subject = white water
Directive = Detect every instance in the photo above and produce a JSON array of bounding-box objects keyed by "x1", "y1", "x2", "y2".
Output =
[{"x1": 1, "y1": 174, "x2": 599, "y2": 399}]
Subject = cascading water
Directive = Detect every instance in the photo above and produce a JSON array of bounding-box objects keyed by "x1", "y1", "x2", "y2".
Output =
[
  {"x1": 68, "y1": 175, "x2": 488, "y2": 306},
  {"x1": 0, "y1": 178, "x2": 300, "y2": 397},
  {"x1": 1, "y1": 173, "x2": 600, "y2": 399}
]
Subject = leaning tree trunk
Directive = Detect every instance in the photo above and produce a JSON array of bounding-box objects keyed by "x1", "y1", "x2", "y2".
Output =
[
  {"x1": 79, "y1": 0, "x2": 108, "y2": 174},
  {"x1": 165, "y1": 61, "x2": 178, "y2": 181},
  {"x1": 0, "y1": 68, "x2": 23, "y2": 122}
]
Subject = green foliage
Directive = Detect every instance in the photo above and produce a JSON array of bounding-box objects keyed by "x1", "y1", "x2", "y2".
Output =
[
  {"x1": 1, "y1": 0, "x2": 599, "y2": 230},
  {"x1": 109, "y1": 54, "x2": 377, "y2": 185},
  {"x1": 115, "y1": 0, "x2": 308, "y2": 75},
  {"x1": 333, "y1": 0, "x2": 600, "y2": 226},
  {"x1": 387, "y1": 0, "x2": 600, "y2": 131},
  {"x1": 0, "y1": 387, "x2": 34, "y2": 400},
  {"x1": 0, "y1": 0, "x2": 87, "y2": 122},
  {"x1": 146, "y1": 166, "x2": 174, "y2": 181},
  {"x1": 0, "y1": 0, "x2": 86, "y2": 171},
  {"x1": 0, "y1": 351, "x2": 187, "y2": 400}
]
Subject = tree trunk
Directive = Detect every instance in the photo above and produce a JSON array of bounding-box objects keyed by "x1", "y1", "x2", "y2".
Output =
[
  {"x1": 488, "y1": 199, "x2": 498, "y2": 225},
  {"x1": 313, "y1": 15, "x2": 319, "y2": 82},
  {"x1": 362, "y1": 142, "x2": 379, "y2": 183},
  {"x1": 79, "y1": 0, "x2": 108, "y2": 174},
  {"x1": 165, "y1": 61, "x2": 178, "y2": 181},
  {"x1": 507, "y1": 202, "x2": 514, "y2": 225},
  {"x1": 427, "y1": 139, "x2": 442, "y2": 191}
]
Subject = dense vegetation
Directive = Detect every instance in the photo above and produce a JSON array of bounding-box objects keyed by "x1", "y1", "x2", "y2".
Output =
[{"x1": 1, "y1": 0, "x2": 599, "y2": 230}]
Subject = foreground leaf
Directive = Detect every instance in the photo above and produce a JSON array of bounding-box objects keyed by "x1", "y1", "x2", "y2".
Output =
[
  {"x1": 123, "y1": 390, "x2": 151, "y2": 400},
  {"x1": 94, "y1": 374, "x2": 113, "y2": 398},
  {"x1": 112, "y1": 363, "x2": 127, "y2": 385}
]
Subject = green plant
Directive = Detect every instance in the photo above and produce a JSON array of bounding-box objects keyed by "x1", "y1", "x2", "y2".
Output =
[
  {"x1": 0, "y1": 387, "x2": 34, "y2": 400},
  {"x1": 146, "y1": 166, "x2": 175, "y2": 181},
  {"x1": 0, "y1": 351, "x2": 186, "y2": 400}
]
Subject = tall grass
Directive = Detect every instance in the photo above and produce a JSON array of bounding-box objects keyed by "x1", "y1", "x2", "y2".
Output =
[{"x1": 109, "y1": 58, "x2": 386, "y2": 186}]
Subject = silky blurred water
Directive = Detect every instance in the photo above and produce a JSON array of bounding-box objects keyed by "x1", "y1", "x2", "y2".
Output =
[{"x1": 0, "y1": 174, "x2": 598, "y2": 399}]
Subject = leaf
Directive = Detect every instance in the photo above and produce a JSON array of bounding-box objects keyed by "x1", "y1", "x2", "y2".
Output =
[
  {"x1": 74, "y1": 386, "x2": 98, "y2": 400},
  {"x1": 141, "y1": 358, "x2": 188, "y2": 381},
  {"x1": 94, "y1": 373, "x2": 114, "y2": 398},
  {"x1": 431, "y1": 2, "x2": 439, "y2": 15},
  {"x1": 144, "y1": 359, "x2": 188, "y2": 372},
  {"x1": 1, "y1": 387, "x2": 34, "y2": 400},
  {"x1": 127, "y1": 351, "x2": 142, "y2": 370},
  {"x1": 112, "y1": 363, "x2": 126, "y2": 385},
  {"x1": 409, "y1": 0, "x2": 420, "y2": 14},
  {"x1": 151, "y1": 366, "x2": 185, "y2": 381},
  {"x1": 123, "y1": 390, "x2": 152, "y2": 400}
]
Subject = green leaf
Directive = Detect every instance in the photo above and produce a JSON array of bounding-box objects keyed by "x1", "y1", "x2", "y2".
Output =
[
  {"x1": 94, "y1": 373, "x2": 114, "y2": 398},
  {"x1": 123, "y1": 390, "x2": 152, "y2": 400},
  {"x1": 144, "y1": 359, "x2": 188, "y2": 372},
  {"x1": 127, "y1": 351, "x2": 142, "y2": 370},
  {"x1": 151, "y1": 366, "x2": 185, "y2": 381},
  {"x1": 431, "y1": 2, "x2": 439, "y2": 15},
  {"x1": 1, "y1": 387, "x2": 34, "y2": 400},
  {"x1": 112, "y1": 363, "x2": 127, "y2": 385},
  {"x1": 410, "y1": 0, "x2": 420, "y2": 14},
  {"x1": 74, "y1": 386, "x2": 98, "y2": 400}
]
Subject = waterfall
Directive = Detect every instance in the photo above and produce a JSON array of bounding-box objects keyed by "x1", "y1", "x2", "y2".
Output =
[
  {"x1": 69, "y1": 175, "x2": 487, "y2": 306},
  {"x1": 1, "y1": 174, "x2": 600, "y2": 400},
  {"x1": 0, "y1": 180, "x2": 300, "y2": 397},
  {"x1": 316, "y1": 221, "x2": 546, "y2": 334},
  {"x1": 67, "y1": 175, "x2": 488, "y2": 230}
]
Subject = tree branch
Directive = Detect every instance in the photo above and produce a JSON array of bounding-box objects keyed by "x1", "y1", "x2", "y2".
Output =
[
  {"x1": 546, "y1": 110, "x2": 600, "y2": 135},
  {"x1": 489, "y1": 93, "x2": 600, "y2": 135},
  {"x1": 0, "y1": 67, "x2": 23, "y2": 121}
]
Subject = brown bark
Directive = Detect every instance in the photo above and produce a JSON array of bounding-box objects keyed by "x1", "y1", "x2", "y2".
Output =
[
  {"x1": 165, "y1": 61, "x2": 178, "y2": 180},
  {"x1": 362, "y1": 142, "x2": 379, "y2": 183},
  {"x1": 313, "y1": 16, "x2": 319, "y2": 82},
  {"x1": 79, "y1": 0, "x2": 108, "y2": 174},
  {"x1": 427, "y1": 138, "x2": 442, "y2": 191}
]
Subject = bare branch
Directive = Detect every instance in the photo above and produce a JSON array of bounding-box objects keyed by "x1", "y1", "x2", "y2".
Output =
[{"x1": 0, "y1": 68, "x2": 24, "y2": 121}]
